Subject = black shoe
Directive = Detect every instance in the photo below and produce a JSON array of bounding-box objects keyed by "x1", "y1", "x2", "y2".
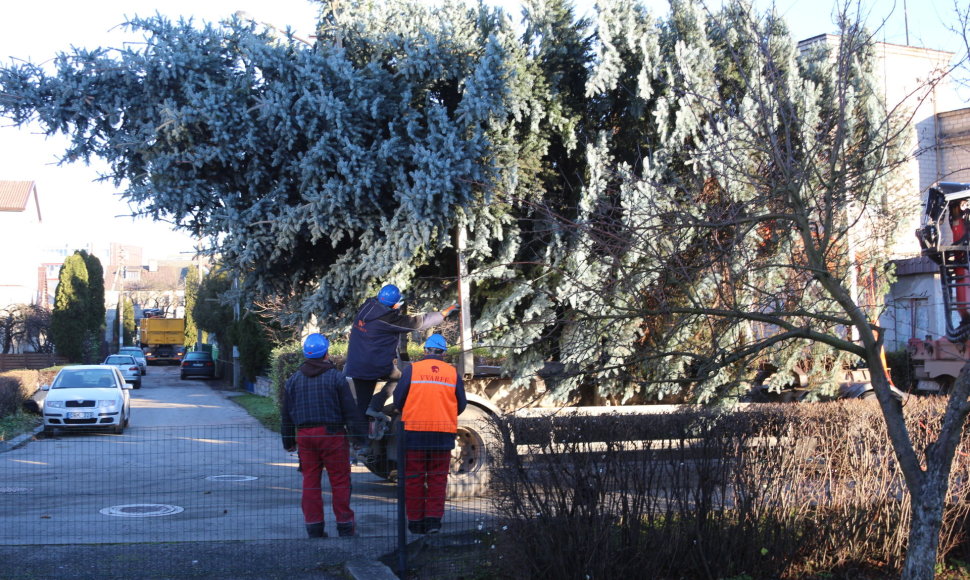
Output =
[
  {"x1": 337, "y1": 522, "x2": 356, "y2": 537},
  {"x1": 306, "y1": 523, "x2": 327, "y2": 538},
  {"x1": 408, "y1": 520, "x2": 426, "y2": 534},
  {"x1": 423, "y1": 517, "x2": 441, "y2": 534}
]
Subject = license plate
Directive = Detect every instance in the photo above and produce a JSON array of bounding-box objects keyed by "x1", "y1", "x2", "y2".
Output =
[{"x1": 68, "y1": 412, "x2": 92, "y2": 419}]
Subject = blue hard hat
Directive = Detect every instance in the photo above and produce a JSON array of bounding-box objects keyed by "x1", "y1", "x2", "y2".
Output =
[
  {"x1": 303, "y1": 333, "x2": 330, "y2": 359},
  {"x1": 377, "y1": 284, "x2": 401, "y2": 306},
  {"x1": 424, "y1": 334, "x2": 447, "y2": 351}
]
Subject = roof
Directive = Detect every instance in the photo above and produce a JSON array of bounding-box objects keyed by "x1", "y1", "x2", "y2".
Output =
[
  {"x1": 0, "y1": 180, "x2": 37, "y2": 210},
  {"x1": 894, "y1": 255, "x2": 938, "y2": 276}
]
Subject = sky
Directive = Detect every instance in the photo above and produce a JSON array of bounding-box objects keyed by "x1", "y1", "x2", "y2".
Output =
[{"x1": 0, "y1": 0, "x2": 966, "y2": 262}]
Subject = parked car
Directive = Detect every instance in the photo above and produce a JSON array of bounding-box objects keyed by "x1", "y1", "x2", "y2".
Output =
[
  {"x1": 103, "y1": 355, "x2": 142, "y2": 389},
  {"x1": 41, "y1": 366, "x2": 132, "y2": 435},
  {"x1": 180, "y1": 351, "x2": 216, "y2": 380},
  {"x1": 118, "y1": 346, "x2": 148, "y2": 375}
]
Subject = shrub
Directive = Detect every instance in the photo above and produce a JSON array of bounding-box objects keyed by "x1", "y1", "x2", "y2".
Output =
[
  {"x1": 269, "y1": 341, "x2": 302, "y2": 409},
  {"x1": 0, "y1": 370, "x2": 40, "y2": 417},
  {"x1": 490, "y1": 398, "x2": 970, "y2": 579}
]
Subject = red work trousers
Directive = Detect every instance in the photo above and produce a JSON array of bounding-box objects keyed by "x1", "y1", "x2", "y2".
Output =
[
  {"x1": 404, "y1": 449, "x2": 451, "y2": 522},
  {"x1": 297, "y1": 426, "x2": 354, "y2": 526}
]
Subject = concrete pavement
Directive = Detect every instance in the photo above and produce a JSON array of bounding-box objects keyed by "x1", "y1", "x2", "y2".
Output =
[{"x1": 1, "y1": 376, "x2": 403, "y2": 580}]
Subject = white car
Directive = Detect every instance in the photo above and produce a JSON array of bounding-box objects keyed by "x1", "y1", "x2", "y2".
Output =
[
  {"x1": 41, "y1": 366, "x2": 132, "y2": 436},
  {"x1": 118, "y1": 346, "x2": 148, "y2": 376},
  {"x1": 103, "y1": 354, "x2": 142, "y2": 389}
]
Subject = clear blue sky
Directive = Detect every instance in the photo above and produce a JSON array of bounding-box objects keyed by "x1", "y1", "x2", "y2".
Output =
[{"x1": 0, "y1": 0, "x2": 966, "y2": 261}]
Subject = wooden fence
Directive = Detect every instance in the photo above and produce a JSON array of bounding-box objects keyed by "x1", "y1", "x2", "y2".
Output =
[{"x1": 0, "y1": 353, "x2": 68, "y2": 372}]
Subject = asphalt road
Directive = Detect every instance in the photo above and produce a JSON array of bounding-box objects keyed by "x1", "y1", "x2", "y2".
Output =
[{"x1": 0, "y1": 365, "x2": 490, "y2": 579}]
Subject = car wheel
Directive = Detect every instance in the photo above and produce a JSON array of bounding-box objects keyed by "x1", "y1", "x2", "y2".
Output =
[
  {"x1": 134, "y1": 380, "x2": 141, "y2": 389},
  {"x1": 180, "y1": 374, "x2": 187, "y2": 380},
  {"x1": 43, "y1": 425, "x2": 55, "y2": 438},
  {"x1": 113, "y1": 422, "x2": 125, "y2": 435}
]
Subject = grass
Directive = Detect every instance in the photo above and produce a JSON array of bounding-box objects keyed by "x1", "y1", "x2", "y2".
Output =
[
  {"x1": 0, "y1": 410, "x2": 41, "y2": 442},
  {"x1": 230, "y1": 393, "x2": 280, "y2": 433}
]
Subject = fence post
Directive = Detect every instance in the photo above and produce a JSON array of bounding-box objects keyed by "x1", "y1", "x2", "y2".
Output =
[{"x1": 397, "y1": 420, "x2": 407, "y2": 578}]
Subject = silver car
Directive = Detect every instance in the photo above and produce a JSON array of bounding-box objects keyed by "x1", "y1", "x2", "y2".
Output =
[
  {"x1": 41, "y1": 366, "x2": 132, "y2": 436},
  {"x1": 103, "y1": 355, "x2": 142, "y2": 389},
  {"x1": 118, "y1": 346, "x2": 148, "y2": 375}
]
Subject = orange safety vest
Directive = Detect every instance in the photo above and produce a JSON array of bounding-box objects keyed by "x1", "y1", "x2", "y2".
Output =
[{"x1": 402, "y1": 358, "x2": 459, "y2": 433}]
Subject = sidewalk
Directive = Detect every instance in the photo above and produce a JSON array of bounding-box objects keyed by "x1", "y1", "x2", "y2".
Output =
[{"x1": 2, "y1": 538, "x2": 399, "y2": 579}]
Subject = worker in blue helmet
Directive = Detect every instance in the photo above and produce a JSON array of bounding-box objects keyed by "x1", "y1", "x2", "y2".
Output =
[
  {"x1": 393, "y1": 333, "x2": 466, "y2": 534},
  {"x1": 344, "y1": 284, "x2": 459, "y2": 426},
  {"x1": 280, "y1": 333, "x2": 364, "y2": 538}
]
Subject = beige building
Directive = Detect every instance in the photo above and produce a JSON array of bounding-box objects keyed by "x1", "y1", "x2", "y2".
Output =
[
  {"x1": 0, "y1": 180, "x2": 43, "y2": 307},
  {"x1": 936, "y1": 107, "x2": 970, "y2": 182},
  {"x1": 797, "y1": 36, "x2": 967, "y2": 349}
]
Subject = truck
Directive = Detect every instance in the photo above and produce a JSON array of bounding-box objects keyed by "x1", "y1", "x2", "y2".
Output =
[
  {"x1": 909, "y1": 181, "x2": 970, "y2": 394},
  {"x1": 139, "y1": 317, "x2": 186, "y2": 365}
]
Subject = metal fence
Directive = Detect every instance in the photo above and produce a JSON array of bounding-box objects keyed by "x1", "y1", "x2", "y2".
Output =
[{"x1": 0, "y1": 420, "x2": 497, "y2": 579}]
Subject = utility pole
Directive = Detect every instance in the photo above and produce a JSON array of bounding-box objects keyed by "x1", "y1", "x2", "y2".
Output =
[
  {"x1": 232, "y1": 276, "x2": 241, "y2": 390},
  {"x1": 117, "y1": 250, "x2": 126, "y2": 351},
  {"x1": 456, "y1": 219, "x2": 474, "y2": 380}
]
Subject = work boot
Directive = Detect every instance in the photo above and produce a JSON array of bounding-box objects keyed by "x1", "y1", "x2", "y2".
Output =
[
  {"x1": 337, "y1": 522, "x2": 357, "y2": 537},
  {"x1": 306, "y1": 522, "x2": 327, "y2": 538},
  {"x1": 408, "y1": 520, "x2": 426, "y2": 534},
  {"x1": 423, "y1": 517, "x2": 442, "y2": 534}
]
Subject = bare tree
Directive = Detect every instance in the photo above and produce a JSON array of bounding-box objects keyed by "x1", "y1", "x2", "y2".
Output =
[{"x1": 496, "y1": 3, "x2": 964, "y2": 577}]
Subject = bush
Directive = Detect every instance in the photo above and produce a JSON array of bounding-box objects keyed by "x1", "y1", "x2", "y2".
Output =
[
  {"x1": 490, "y1": 398, "x2": 970, "y2": 579},
  {"x1": 269, "y1": 341, "x2": 302, "y2": 409},
  {"x1": 0, "y1": 370, "x2": 40, "y2": 417},
  {"x1": 270, "y1": 339, "x2": 352, "y2": 406}
]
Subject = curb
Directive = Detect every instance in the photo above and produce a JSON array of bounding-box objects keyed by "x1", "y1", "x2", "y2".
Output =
[
  {"x1": 344, "y1": 557, "x2": 399, "y2": 580},
  {"x1": 0, "y1": 424, "x2": 42, "y2": 454}
]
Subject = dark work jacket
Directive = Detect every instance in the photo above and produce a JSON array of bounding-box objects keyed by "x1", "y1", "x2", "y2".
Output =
[
  {"x1": 393, "y1": 354, "x2": 467, "y2": 450},
  {"x1": 280, "y1": 358, "x2": 364, "y2": 449},
  {"x1": 343, "y1": 297, "x2": 443, "y2": 380}
]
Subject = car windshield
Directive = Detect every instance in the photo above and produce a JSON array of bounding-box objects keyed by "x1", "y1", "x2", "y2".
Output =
[
  {"x1": 120, "y1": 349, "x2": 143, "y2": 356},
  {"x1": 184, "y1": 353, "x2": 210, "y2": 360},
  {"x1": 52, "y1": 369, "x2": 117, "y2": 389},
  {"x1": 105, "y1": 356, "x2": 134, "y2": 365}
]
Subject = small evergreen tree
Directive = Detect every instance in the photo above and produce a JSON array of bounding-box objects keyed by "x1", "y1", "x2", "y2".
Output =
[
  {"x1": 183, "y1": 266, "x2": 200, "y2": 348},
  {"x1": 193, "y1": 270, "x2": 234, "y2": 337},
  {"x1": 49, "y1": 252, "x2": 90, "y2": 362},
  {"x1": 122, "y1": 296, "x2": 136, "y2": 346}
]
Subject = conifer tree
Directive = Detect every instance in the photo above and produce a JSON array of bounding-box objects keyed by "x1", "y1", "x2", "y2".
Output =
[
  {"x1": 49, "y1": 252, "x2": 90, "y2": 362},
  {"x1": 122, "y1": 296, "x2": 136, "y2": 346},
  {"x1": 0, "y1": 1, "x2": 966, "y2": 574},
  {"x1": 183, "y1": 266, "x2": 200, "y2": 348},
  {"x1": 80, "y1": 250, "x2": 106, "y2": 359}
]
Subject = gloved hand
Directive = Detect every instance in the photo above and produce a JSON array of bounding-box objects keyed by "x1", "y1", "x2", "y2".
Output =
[{"x1": 440, "y1": 302, "x2": 460, "y2": 317}]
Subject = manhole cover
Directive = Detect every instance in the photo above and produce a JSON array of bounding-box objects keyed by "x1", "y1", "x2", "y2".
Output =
[
  {"x1": 205, "y1": 475, "x2": 257, "y2": 482},
  {"x1": 100, "y1": 504, "x2": 184, "y2": 517},
  {"x1": 0, "y1": 487, "x2": 31, "y2": 494}
]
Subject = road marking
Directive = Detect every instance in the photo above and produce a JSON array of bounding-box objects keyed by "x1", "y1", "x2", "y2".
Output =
[
  {"x1": 205, "y1": 475, "x2": 257, "y2": 482},
  {"x1": 100, "y1": 504, "x2": 184, "y2": 517}
]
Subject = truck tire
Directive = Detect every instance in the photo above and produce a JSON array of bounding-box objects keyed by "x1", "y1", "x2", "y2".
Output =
[
  {"x1": 447, "y1": 403, "x2": 496, "y2": 499},
  {"x1": 363, "y1": 403, "x2": 498, "y2": 498}
]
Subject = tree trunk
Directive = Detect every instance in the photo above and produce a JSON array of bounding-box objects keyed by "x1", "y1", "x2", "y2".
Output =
[{"x1": 903, "y1": 478, "x2": 945, "y2": 579}]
